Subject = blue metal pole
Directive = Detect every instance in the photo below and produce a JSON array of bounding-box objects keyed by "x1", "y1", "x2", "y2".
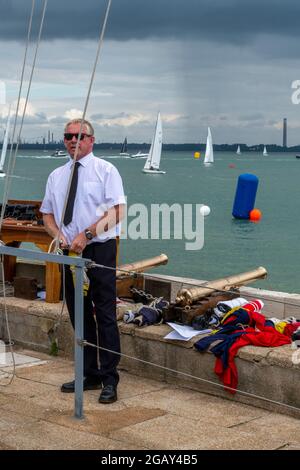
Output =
[{"x1": 74, "y1": 264, "x2": 84, "y2": 419}]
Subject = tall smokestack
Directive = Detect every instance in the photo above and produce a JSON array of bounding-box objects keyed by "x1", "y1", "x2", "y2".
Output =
[{"x1": 283, "y1": 118, "x2": 287, "y2": 148}]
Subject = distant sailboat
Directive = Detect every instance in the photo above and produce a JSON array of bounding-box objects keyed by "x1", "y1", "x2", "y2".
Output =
[
  {"x1": 0, "y1": 105, "x2": 11, "y2": 178},
  {"x1": 120, "y1": 137, "x2": 130, "y2": 156},
  {"x1": 204, "y1": 127, "x2": 214, "y2": 164},
  {"x1": 236, "y1": 145, "x2": 241, "y2": 155},
  {"x1": 143, "y1": 112, "x2": 165, "y2": 174},
  {"x1": 263, "y1": 145, "x2": 268, "y2": 156}
]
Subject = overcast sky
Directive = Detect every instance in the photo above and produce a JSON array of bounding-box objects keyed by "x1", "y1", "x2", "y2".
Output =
[{"x1": 0, "y1": 0, "x2": 300, "y2": 145}]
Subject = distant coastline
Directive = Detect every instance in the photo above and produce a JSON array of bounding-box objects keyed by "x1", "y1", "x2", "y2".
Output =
[{"x1": 1, "y1": 143, "x2": 299, "y2": 152}]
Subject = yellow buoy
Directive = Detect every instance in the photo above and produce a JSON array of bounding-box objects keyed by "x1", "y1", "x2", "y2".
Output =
[{"x1": 194, "y1": 151, "x2": 200, "y2": 159}]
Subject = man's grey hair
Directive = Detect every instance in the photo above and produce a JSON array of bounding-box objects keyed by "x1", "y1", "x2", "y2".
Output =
[{"x1": 64, "y1": 118, "x2": 94, "y2": 136}]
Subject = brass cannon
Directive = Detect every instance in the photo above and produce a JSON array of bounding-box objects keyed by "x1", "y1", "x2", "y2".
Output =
[
  {"x1": 116, "y1": 254, "x2": 168, "y2": 297},
  {"x1": 164, "y1": 267, "x2": 268, "y2": 324},
  {"x1": 116, "y1": 253, "x2": 168, "y2": 278},
  {"x1": 175, "y1": 266, "x2": 267, "y2": 306}
]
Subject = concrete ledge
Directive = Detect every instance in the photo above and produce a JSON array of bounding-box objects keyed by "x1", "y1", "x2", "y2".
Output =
[{"x1": 1, "y1": 277, "x2": 300, "y2": 418}]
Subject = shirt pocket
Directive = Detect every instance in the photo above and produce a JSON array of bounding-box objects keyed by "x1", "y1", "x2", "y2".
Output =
[{"x1": 82, "y1": 181, "x2": 103, "y2": 205}]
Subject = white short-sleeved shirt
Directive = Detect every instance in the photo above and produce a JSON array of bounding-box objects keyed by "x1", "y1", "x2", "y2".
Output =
[{"x1": 40, "y1": 152, "x2": 126, "y2": 244}]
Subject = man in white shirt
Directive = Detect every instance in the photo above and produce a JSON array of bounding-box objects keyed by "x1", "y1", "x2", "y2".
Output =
[{"x1": 41, "y1": 118, "x2": 126, "y2": 404}]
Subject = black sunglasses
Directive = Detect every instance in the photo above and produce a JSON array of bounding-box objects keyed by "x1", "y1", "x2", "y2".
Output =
[{"x1": 64, "y1": 133, "x2": 92, "y2": 141}]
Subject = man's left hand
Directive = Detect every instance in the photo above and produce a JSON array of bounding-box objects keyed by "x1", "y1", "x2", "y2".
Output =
[{"x1": 70, "y1": 232, "x2": 87, "y2": 254}]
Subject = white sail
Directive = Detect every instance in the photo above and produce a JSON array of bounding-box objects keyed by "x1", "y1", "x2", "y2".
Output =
[
  {"x1": 143, "y1": 112, "x2": 165, "y2": 173},
  {"x1": 0, "y1": 105, "x2": 11, "y2": 174},
  {"x1": 263, "y1": 145, "x2": 268, "y2": 156},
  {"x1": 236, "y1": 145, "x2": 241, "y2": 155},
  {"x1": 204, "y1": 127, "x2": 214, "y2": 164}
]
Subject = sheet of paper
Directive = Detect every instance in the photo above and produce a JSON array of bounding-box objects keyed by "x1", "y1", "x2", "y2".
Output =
[{"x1": 164, "y1": 322, "x2": 211, "y2": 341}]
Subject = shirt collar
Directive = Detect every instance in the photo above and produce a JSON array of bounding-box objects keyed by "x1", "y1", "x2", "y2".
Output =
[{"x1": 68, "y1": 152, "x2": 94, "y2": 168}]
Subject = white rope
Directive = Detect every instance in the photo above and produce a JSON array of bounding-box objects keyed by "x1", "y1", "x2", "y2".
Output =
[
  {"x1": 47, "y1": 238, "x2": 61, "y2": 254},
  {"x1": 54, "y1": 0, "x2": 113, "y2": 253}
]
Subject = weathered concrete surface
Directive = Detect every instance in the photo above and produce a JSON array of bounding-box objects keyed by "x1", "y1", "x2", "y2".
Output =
[
  {"x1": 0, "y1": 349, "x2": 300, "y2": 450},
  {"x1": 1, "y1": 280, "x2": 300, "y2": 418}
]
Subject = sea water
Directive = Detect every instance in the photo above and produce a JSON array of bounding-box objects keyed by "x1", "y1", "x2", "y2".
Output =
[{"x1": 2, "y1": 149, "x2": 300, "y2": 294}]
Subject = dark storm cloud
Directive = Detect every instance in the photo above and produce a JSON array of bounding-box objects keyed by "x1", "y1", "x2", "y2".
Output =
[{"x1": 1, "y1": 0, "x2": 300, "y2": 47}]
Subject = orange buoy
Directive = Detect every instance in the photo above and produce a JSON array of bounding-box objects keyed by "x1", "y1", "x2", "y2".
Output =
[
  {"x1": 249, "y1": 208, "x2": 262, "y2": 222},
  {"x1": 229, "y1": 163, "x2": 236, "y2": 168}
]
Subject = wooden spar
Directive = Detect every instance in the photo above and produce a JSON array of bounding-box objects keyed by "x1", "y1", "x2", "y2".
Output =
[{"x1": 175, "y1": 266, "x2": 267, "y2": 306}]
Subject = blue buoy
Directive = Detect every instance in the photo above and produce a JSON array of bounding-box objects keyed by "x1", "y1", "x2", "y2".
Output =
[{"x1": 232, "y1": 173, "x2": 259, "y2": 219}]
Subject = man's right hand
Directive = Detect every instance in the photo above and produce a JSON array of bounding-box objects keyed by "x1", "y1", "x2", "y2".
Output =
[
  {"x1": 43, "y1": 214, "x2": 69, "y2": 249},
  {"x1": 57, "y1": 233, "x2": 68, "y2": 249}
]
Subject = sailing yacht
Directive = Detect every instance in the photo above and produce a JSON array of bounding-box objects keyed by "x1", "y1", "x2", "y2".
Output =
[
  {"x1": 263, "y1": 145, "x2": 268, "y2": 156},
  {"x1": 0, "y1": 105, "x2": 11, "y2": 178},
  {"x1": 204, "y1": 127, "x2": 214, "y2": 165},
  {"x1": 236, "y1": 145, "x2": 241, "y2": 155},
  {"x1": 120, "y1": 137, "x2": 130, "y2": 156},
  {"x1": 143, "y1": 112, "x2": 165, "y2": 174}
]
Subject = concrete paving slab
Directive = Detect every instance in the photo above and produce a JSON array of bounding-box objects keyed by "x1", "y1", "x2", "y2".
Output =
[
  {"x1": 0, "y1": 412, "x2": 140, "y2": 450},
  {"x1": 45, "y1": 406, "x2": 167, "y2": 437},
  {"x1": 121, "y1": 386, "x2": 268, "y2": 427},
  {"x1": 281, "y1": 443, "x2": 300, "y2": 450},
  {"x1": 13, "y1": 362, "x2": 85, "y2": 387},
  {"x1": 231, "y1": 413, "x2": 300, "y2": 444},
  {"x1": 0, "y1": 352, "x2": 47, "y2": 369},
  {"x1": 0, "y1": 408, "x2": 37, "y2": 434},
  {"x1": 109, "y1": 413, "x2": 287, "y2": 450},
  {"x1": 0, "y1": 376, "x2": 58, "y2": 396},
  {"x1": 0, "y1": 368, "x2": 169, "y2": 422},
  {"x1": 0, "y1": 441, "x2": 15, "y2": 450},
  {"x1": 0, "y1": 393, "x2": 10, "y2": 407}
]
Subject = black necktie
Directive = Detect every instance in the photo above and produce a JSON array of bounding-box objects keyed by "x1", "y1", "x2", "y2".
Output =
[{"x1": 63, "y1": 161, "x2": 81, "y2": 226}]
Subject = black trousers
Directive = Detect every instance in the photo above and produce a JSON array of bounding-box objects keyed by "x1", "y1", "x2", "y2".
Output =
[{"x1": 64, "y1": 239, "x2": 120, "y2": 387}]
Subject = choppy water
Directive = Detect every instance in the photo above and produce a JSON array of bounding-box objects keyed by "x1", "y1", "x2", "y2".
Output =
[{"x1": 2, "y1": 149, "x2": 300, "y2": 293}]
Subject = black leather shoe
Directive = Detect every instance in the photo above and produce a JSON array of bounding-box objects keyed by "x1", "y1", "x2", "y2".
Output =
[
  {"x1": 61, "y1": 378, "x2": 102, "y2": 393},
  {"x1": 98, "y1": 384, "x2": 117, "y2": 404}
]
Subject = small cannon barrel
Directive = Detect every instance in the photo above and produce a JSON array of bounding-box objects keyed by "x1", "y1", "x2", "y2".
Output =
[
  {"x1": 116, "y1": 253, "x2": 168, "y2": 278},
  {"x1": 175, "y1": 266, "x2": 267, "y2": 306}
]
